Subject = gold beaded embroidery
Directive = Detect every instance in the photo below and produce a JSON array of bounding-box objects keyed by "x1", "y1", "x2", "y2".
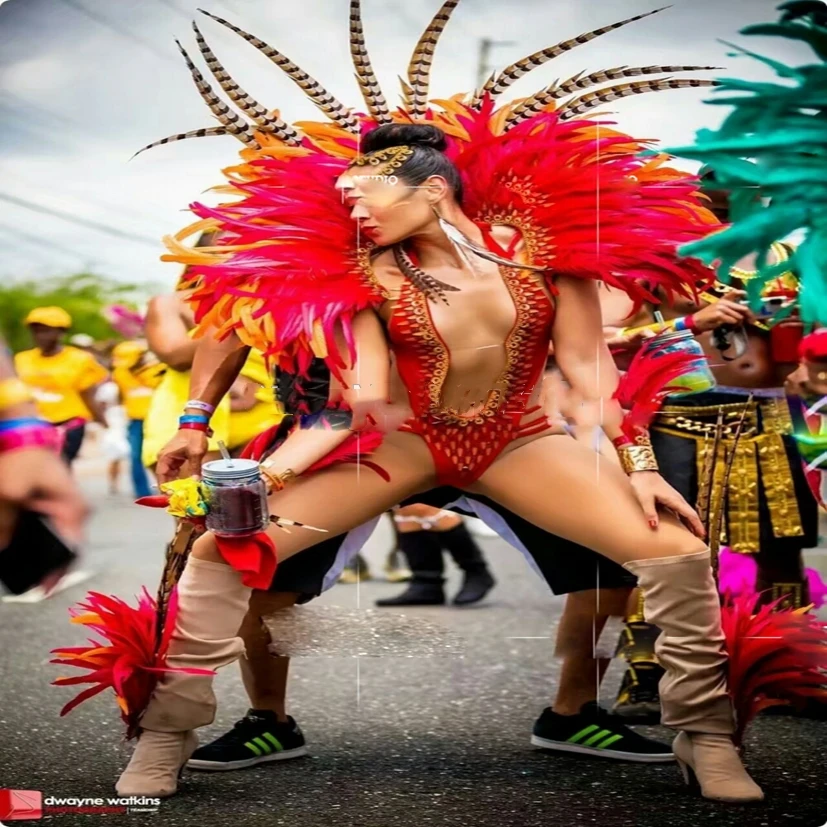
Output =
[
  {"x1": 349, "y1": 146, "x2": 414, "y2": 175},
  {"x1": 355, "y1": 244, "x2": 393, "y2": 300}
]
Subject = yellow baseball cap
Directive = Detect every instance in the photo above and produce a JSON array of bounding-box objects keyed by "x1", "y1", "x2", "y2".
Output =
[
  {"x1": 25, "y1": 306, "x2": 72, "y2": 329},
  {"x1": 111, "y1": 340, "x2": 146, "y2": 368}
]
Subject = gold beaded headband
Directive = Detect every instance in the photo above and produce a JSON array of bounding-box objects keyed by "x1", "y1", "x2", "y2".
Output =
[{"x1": 349, "y1": 145, "x2": 414, "y2": 177}]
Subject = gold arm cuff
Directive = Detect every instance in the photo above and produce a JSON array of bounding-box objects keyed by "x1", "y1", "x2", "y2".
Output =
[{"x1": 617, "y1": 444, "x2": 659, "y2": 475}]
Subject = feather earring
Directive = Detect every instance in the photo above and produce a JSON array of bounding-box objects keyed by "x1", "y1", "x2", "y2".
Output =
[
  {"x1": 433, "y1": 210, "x2": 548, "y2": 272},
  {"x1": 434, "y1": 212, "x2": 482, "y2": 276},
  {"x1": 391, "y1": 245, "x2": 460, "y2": 305}
]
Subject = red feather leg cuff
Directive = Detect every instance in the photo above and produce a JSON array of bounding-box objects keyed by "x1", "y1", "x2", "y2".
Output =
[
  {"x1": 722, "y1": 592, "x2": 827, "y2": 746},
  {"x1": 214, "y1": 532, "x2": 278, "y2": 590}
]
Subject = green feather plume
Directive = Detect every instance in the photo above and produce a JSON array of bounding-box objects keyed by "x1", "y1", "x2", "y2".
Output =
[{"x1": 664, "y1": 1, "x2": 827, "y2": 325}]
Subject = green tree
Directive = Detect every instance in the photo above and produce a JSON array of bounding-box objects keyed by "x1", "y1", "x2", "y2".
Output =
[{"x1": 0, "y1": 273, "x2": 145, "y2": 353}]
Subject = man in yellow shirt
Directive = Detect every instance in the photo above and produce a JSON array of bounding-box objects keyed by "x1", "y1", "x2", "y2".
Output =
[
  {"x1": 14, "y1": 307, "x2": 108, "y2": 465},
  {"x1": 111, "y1": 340, "x2": 165, "y2": 497}
]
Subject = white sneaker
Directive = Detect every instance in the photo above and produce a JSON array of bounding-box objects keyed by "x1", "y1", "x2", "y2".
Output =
[
  {"x1": 2, "y1": 569, "x2": 94, "y2": 603},
  {"x1": 466, "y1": 518, "x2": 498, "y2": 539}
]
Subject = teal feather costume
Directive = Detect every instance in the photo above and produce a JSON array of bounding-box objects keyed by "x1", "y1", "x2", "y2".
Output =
[{"x1": 665, "y1": 1, "x2": 827, "y2": 326}]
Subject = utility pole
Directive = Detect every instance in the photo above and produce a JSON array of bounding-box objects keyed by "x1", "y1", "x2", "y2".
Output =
[{"x1": 476, "y1": 37, "x2": 516, "y2": 90}]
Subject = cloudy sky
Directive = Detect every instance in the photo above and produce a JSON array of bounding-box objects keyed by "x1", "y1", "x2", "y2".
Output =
[{"x1": 0, "y1": 0, "x2": 808, "y2": 289}]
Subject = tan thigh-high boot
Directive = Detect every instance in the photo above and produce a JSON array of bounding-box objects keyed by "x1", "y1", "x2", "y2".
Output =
[
  {"x1": 116, "y1": 557, "x2": 252, "y2": 797},
  {"x1": 623, "y1": 550, "x2": 764, "y2": 804}
]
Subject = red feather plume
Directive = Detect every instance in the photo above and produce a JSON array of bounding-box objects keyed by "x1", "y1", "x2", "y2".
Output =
[
  {"x1": 50, "y1": 587, "x2": 214, "y2": 739},
  {"x1": 613, "y1": 345, "x2": 697, "y2": 437},
  {"x1": 721, "y1": 592, "x2": 827, "y2": 746}
]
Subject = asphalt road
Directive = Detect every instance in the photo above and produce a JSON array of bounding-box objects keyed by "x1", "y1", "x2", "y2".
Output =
[{"x1": 1, "y1": 453, "x2": 826, "y2": 827}]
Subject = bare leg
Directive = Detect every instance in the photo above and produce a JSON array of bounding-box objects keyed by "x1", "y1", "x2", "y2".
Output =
[
  {"x1": 553, "y1": 588, "x2": 631, "y2": 715},
  {"x1": 108, "y1": 460, "x2": 121, "y2": 494},
  {"x1": 238, "y1": 591, "x2": 300, "y2": 721},
  {"x1": 191, "y1": 431, "x2": 436, "y2": 565},
  {"x1": 473, "y1": 434, "x2": 762, "y2": 803}
]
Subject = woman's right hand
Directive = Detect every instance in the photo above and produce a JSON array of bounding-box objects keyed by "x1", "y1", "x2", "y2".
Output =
[{"x1": 156, "y1": 429, "x2": 208, "y2": 483}]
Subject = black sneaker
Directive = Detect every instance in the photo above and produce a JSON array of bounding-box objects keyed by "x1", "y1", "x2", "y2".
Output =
[
  {"x1": 612, "y1": 662, "x2": 664, "y2": 724},
  {"x1": 531, "y1": 702, "x2": 674, "y2": 763},
  {"x1": 187, "y1": 710, "x2": 307, "y2": 771}
]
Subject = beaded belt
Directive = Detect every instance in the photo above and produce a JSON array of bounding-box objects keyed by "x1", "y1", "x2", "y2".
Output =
[{"x1": 652, "y1": 399, "x2": 804, "y2": 552}]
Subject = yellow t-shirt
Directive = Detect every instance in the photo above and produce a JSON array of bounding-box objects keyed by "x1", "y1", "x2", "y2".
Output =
[
  {"x1": 141, "y1": 366, "x2": 231, "y2": 468},
  {"x1": 112, "y1": 362, "x2": 165, "y2": 421},
  {"x1": 15, "y1": 346, "x2": 109, "y2": 423},
  {"x1": 227, "y1": 350, "x2": 284, "y2": 450}
]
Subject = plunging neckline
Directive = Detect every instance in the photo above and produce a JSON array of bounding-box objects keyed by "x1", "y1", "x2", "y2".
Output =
[{"x1": 390, "y1": 223, "x2": 532, "y2": 420}]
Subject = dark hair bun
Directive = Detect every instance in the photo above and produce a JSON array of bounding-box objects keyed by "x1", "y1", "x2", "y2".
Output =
[{"x1": 361, "y1": 123, "x2": 447, "y2": 154}]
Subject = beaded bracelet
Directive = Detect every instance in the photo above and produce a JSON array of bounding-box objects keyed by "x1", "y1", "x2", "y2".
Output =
[
  {"x1": 185, "y1": 400, "x2": 216, "y2": 415},
  {"x1": 261, "y1": 465, "x2": 298, "y2": 492}
]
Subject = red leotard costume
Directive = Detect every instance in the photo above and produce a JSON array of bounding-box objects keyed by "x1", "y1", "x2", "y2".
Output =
[{"x1": 389, "y1": 226, "x2": 555, "y2": 487}]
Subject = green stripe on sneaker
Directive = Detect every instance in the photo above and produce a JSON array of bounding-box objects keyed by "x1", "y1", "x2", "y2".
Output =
[
  {"x1": 567, "y1": 725, "x2": 599, "y2": 744},
  {"x1": 262, "y1": 732, "x2": 283, "y2": 751},
  {"x1": 582, "y1": 729, "x2": 613, "y2": 747},
  {"x1": 596, "y1": 733, "x2": 623, "y2": 750},
  {"x1": 252, "y1": 736, "x2": 272, "y2": 754},
  {"x1": 244, "y1": 740, "x2": 263, "y2": 757}
]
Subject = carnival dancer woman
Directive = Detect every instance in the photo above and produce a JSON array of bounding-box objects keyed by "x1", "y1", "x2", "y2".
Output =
[
  {"x1": 52, "y1": 0, "x2": 768, "y2": 804},
  {"x1": 112, "y1": 119, "x2": 762, "y2": 803}
]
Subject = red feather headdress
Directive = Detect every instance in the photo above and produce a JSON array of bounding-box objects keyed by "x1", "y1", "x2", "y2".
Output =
[{"x1": 137, "y1": 1, "x2": 721, "y2": 377}]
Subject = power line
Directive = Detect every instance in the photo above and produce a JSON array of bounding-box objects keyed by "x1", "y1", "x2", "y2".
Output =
[
  {"x1": 58, "y1": 0, "x2": 177, "y2": 64},
  {"x1": 0, "y1": 192, "x2": 160, "y2": 247},
  {"x1": 0, "y1": 169, "x2": 172, "y2": 235},
  {"x1": 0, "y1": 90, "x2": 91, "y2": 134},
  {"x1": 0, "y1": 223, "x2": 93, "y2": 261}
]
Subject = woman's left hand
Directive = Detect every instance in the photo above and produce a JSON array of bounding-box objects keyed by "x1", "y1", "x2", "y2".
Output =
[{"x1": 629, "y1": 471, "x2": 706, "y2": 539}]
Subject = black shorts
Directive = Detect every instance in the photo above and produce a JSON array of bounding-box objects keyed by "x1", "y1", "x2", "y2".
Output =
[
  {"x1": 59, "y1": 422, "x2": 86, "y2": 465},
  {"x1": 268, "y1": 486, "x2": 636, "y2": 600}
]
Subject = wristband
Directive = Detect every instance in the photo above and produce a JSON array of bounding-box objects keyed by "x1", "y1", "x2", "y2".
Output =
[
  {"x1": 0, "y1": 416, "x2": 47, "y2": 432},
  {"x1": 178, "y1": 421, "x2": 214, "y2": 436},
  {"x1": 0, "y1": 424, "x2": 61, "y2": 454},
  {"x1": 611, "y1": 435, "x2": 633, "y2": 449},
  {"x1": 0, "y1": 378, "x2": 34, "y2": 412},
  {"x1": 185, "y1": 400, "x2": 216, "y2": 415},
  {"x1": 684, "y1": 314, "x2": 699, "y2": 334},
  {"x1": 179, "y1": 413, "x2": 211, "y2": 426}
]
